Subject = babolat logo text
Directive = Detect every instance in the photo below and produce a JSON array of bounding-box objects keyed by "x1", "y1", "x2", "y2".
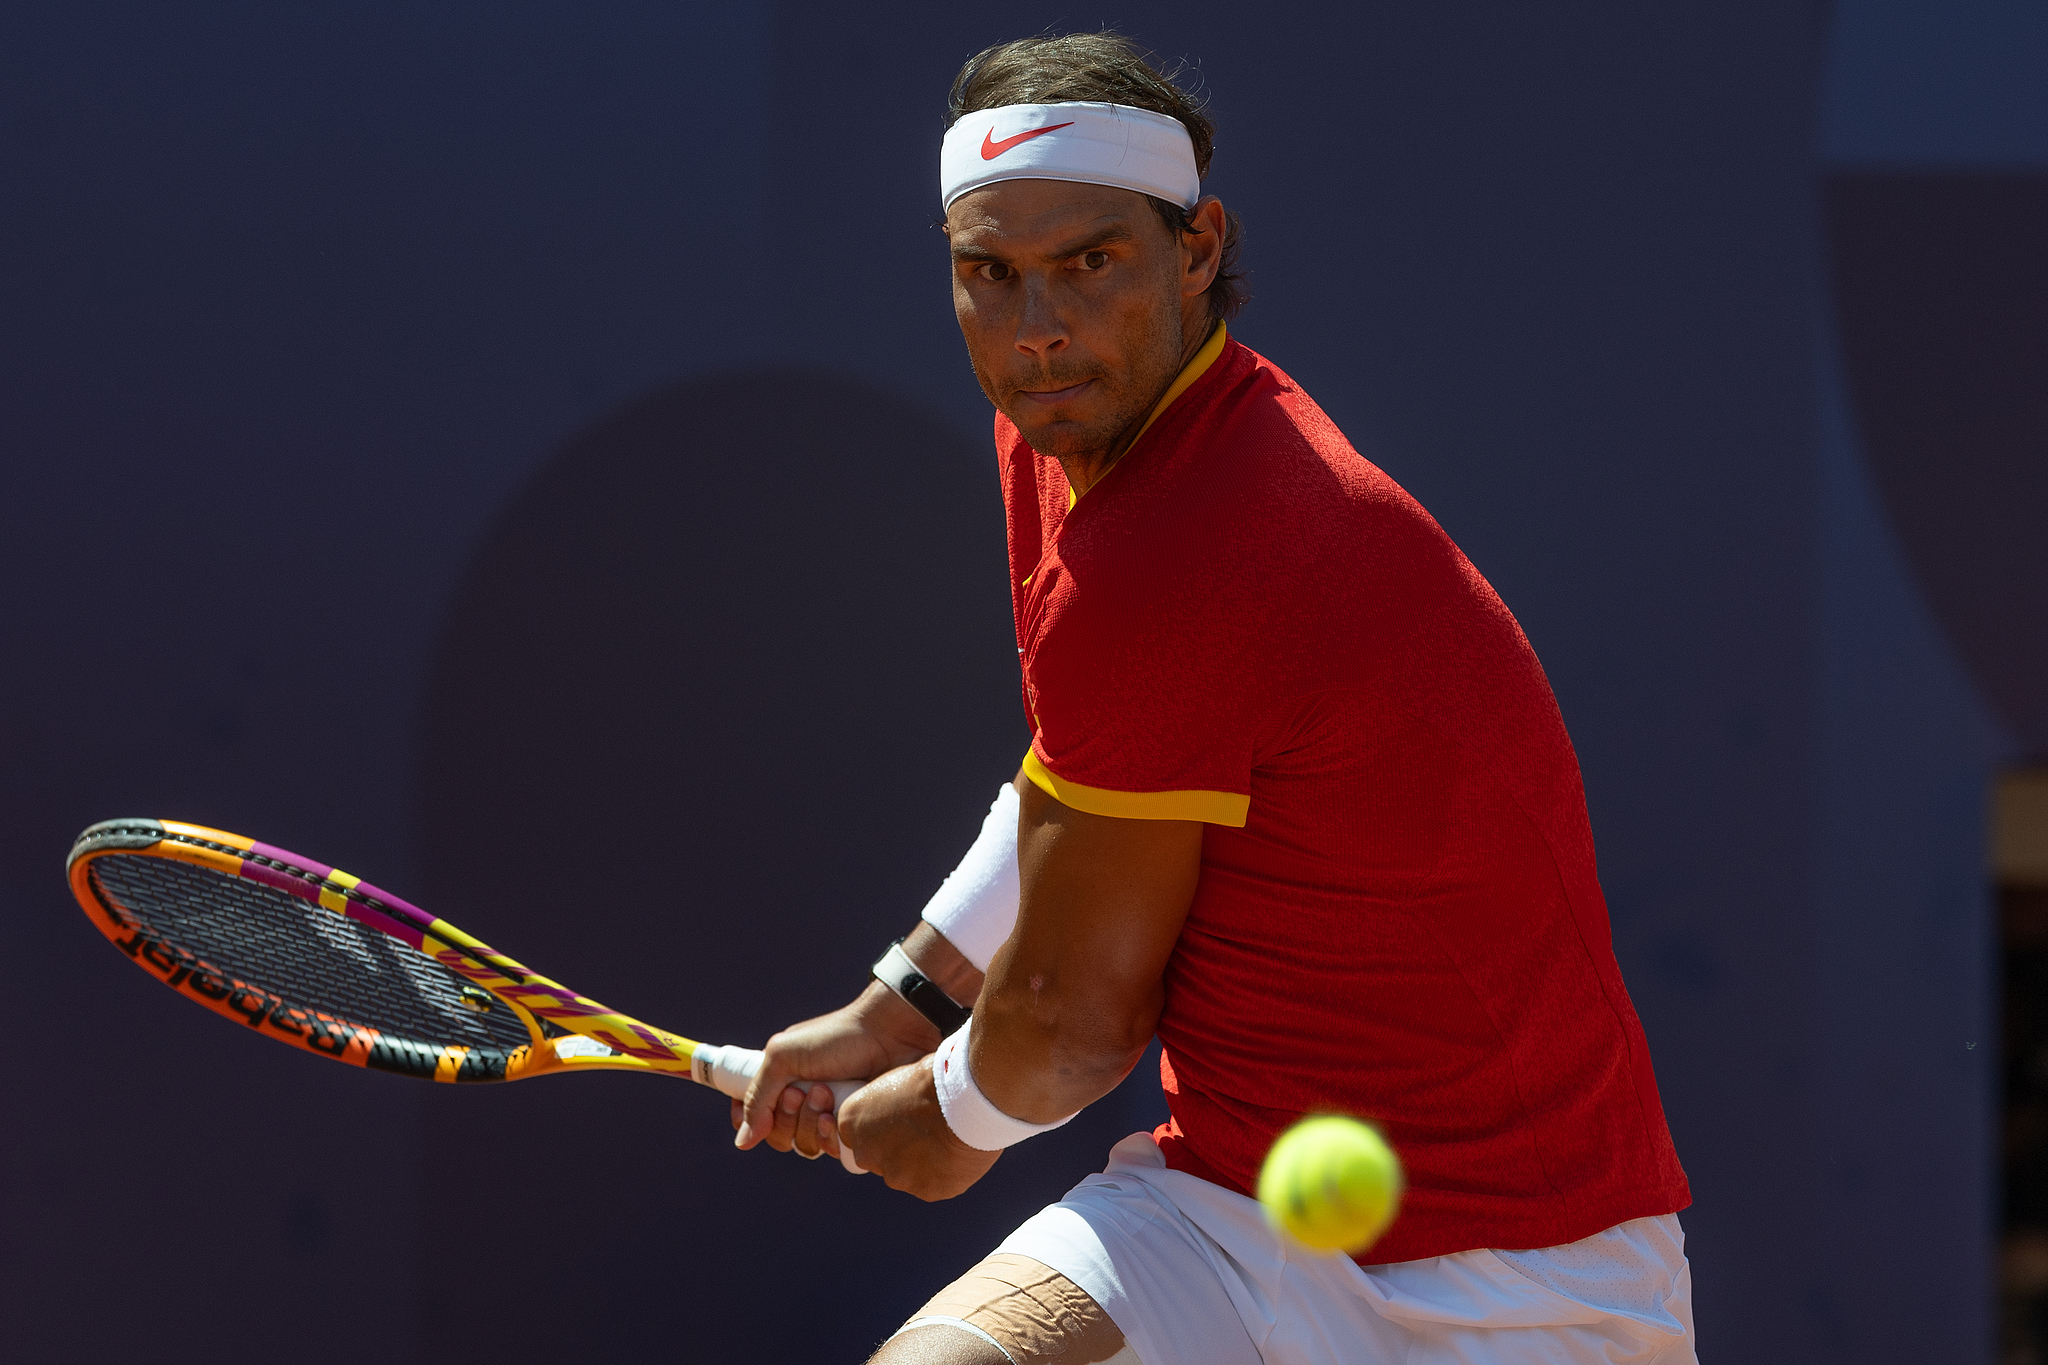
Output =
[{"x1": 113, "y1": 925, "x2": 361, "y2": 1053}]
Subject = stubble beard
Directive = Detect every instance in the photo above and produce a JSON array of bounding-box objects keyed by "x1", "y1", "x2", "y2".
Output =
[{"x1": 973, "y1": 306, "x2": 1186, "y2": 463}]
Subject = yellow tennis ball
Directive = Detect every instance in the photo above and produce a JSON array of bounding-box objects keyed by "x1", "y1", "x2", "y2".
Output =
[{"x1": 1257, "y1": 1115, "x2": 1404, "y2": 1254}]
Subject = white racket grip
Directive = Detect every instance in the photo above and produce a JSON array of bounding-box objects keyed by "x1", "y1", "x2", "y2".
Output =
[{"x1": 692, "y1": 1044, "x2": 867, "y2": 1174}]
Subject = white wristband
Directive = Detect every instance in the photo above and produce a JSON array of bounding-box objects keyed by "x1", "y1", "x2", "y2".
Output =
[
  {"x1": 919, "y1": 783, "x2": 1021, "y2": 972},
  {"x1": 931, "y1": 1017, "x2": 1076, "y2": 1151}
]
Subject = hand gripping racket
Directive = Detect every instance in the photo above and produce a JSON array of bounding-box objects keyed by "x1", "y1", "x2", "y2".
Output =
[{"x1": 67, "y1": 818, "x2": 866, "y2": 1171}]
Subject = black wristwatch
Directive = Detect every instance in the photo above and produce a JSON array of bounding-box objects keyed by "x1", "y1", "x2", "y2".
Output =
[{"x1": 871, "y1": 937, "x2": 973, "y2": 1035}]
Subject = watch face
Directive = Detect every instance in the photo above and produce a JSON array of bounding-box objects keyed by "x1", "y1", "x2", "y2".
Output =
[{"x1": 875, "y1": 941, "x2": 919, "y2": 994}]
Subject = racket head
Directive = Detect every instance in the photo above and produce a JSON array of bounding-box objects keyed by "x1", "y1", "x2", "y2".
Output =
[{"x1": 66, "y1": 818, "x2": 704, "y2": 1083}]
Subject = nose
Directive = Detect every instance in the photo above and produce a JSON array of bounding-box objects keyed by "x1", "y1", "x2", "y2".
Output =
[{"x1": 1014, "y1": 276, "x2": 1068, "y2": 360}]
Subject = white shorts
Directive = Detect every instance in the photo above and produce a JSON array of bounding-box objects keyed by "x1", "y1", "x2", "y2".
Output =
[{"x1": 959, "y1": 1132, "x2": 1697, "y2": 1365}]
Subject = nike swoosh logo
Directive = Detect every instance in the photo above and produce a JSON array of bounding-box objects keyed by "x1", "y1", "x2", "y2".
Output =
[{"x1": 981, "y1": 122, "x2": 1075, "y2": 161}]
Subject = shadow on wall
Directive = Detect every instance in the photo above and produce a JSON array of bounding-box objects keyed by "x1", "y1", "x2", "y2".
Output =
[
  {"x1": 1823, "y1": 171, "x2": 2048, "y2": 751},
  {"x1": 409, "y1": 370, "x2": 1167, "y2": 1358}
]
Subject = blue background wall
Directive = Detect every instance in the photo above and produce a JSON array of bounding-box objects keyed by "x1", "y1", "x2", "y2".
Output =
[{"x1": 3, "y1": 3, "x2": 2040, "y2": 1360}]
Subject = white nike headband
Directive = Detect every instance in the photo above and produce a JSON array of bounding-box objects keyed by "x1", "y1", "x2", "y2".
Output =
[{"x1": 940, "y1": 101, "x2": 1200, "y2": 210}]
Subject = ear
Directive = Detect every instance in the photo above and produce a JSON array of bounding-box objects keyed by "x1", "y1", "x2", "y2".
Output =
[{"x1": 1180, "y1": 197, "x2": 1228, "y2": 298}]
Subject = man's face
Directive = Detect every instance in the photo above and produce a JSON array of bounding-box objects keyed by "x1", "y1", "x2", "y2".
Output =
[{"x1": 947, "y1": 178, "x2": 1191, "y2": 461}]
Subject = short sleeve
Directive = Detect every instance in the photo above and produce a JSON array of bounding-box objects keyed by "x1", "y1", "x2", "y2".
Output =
[{"x1": 1020, "y1": 548, "x2": 1257, "y2": 827}]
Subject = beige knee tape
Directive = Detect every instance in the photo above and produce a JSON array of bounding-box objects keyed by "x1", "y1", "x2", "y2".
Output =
[{"x1": 903, "y1": 1253, "x2": 1132, "y2": 1364}]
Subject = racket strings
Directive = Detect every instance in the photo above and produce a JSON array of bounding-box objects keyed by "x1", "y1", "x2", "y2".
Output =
[
  {"x1": 87, "y1": 855, "x2": 533, "y2": 1053},
  {"x1": 162, "y1": 832, "x2": 416, "y2": 926}
]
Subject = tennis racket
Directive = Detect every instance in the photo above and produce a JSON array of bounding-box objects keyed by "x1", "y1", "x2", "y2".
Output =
[{"x1": 67, "y1": 817, "x2": 866, "y2": 1171}]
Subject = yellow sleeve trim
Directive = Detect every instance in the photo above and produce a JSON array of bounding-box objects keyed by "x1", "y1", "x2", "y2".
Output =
[
  {"x1": 1071, "y1": 321, "x2": 1228, "y2": 506},
  {"x1": 1023, "y1": 748, "x2": 1249, "y2": 827}
]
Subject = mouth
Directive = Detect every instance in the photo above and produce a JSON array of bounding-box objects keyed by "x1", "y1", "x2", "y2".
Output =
[{"x1": 1015, "y1": 378, "x2": 1096, "y2": 407}]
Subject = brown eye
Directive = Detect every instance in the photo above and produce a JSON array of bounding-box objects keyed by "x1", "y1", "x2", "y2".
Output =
[
  {"x1": 978, "y1": 262, "x2": 1013, "y2": 282},
  {"x1": 1078, "y1": 251, "x2": 1109, "y2": 270}
]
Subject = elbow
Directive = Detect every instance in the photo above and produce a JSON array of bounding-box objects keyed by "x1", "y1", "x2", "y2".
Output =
[
  {"x1": 1064, "y1": 1032, "x2": 1151, "y2": 1095},
  {"x1": 983, "y1": 974, "x2": 1159, "y2": 1097},
  {"x1": 1043, "y1": 1026, "x2": 1150, "y2": 1096}
]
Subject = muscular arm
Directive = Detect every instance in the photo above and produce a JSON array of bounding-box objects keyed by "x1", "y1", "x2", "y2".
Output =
[
  {"x1": 974, "y1": 778, "x2": 1202, "y2": 1119},
  {"x1": 839, "y1": 775, "x2": 1203, "y2": 1198}
]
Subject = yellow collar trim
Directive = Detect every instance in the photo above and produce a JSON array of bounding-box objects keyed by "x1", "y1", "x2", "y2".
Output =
[
  {"x1": 1132, "y1": 319, "x2": 1228, "y2": 453},
  {"x1": 1070, "y1": 321, "x2": 1229, "y2": 507}
]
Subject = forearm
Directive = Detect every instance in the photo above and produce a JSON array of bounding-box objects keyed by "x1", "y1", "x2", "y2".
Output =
[
  {"x1": 914, "y1": 773, "x2": 1027, "y2": 974},
  {"x1": 739, "y1": 774, "x2": 1017, "y2": 1170},
  {"x1": 901, "y1": 920, "x2": 984, "y2": 1012},
  {"x1": 888, "y1": 771, "x2": 1014, "y2": 1017},
  {"x1": 837, "y1": 781, "x2": 1199, "y2": 1194},
  {"x1": 805, "y1": 921, "x2": 981, "y2": 1071}
]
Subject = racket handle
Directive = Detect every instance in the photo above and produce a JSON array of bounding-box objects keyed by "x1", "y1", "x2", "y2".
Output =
[{"x1": 693, "y1": 1044, "x2": 867, "y2": 1174}]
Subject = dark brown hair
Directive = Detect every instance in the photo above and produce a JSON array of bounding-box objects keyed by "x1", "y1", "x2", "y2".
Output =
[{"x1": 946, "y1": 32, "x2": 1247, "y2": 322}]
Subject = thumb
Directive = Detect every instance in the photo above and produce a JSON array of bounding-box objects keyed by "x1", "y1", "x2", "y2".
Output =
[{"x1": 739, "y1": 1037, "x2": 806, "y2": 1149}]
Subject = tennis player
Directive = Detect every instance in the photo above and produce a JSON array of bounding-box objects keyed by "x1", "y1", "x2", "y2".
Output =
[{"x1": 739, "y1": 33, "x2": 1696, "y2": 1365}]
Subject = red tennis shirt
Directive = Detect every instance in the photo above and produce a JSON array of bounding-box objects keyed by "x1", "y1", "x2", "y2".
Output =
[{"x1": 1001, "y1": 325, "x2": 1689, "y2": 1263}]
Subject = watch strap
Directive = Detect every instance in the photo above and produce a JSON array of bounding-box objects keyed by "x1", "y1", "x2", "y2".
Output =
[{"x1": 872, "y1": 939, "x2": 973, "y2": 1035}]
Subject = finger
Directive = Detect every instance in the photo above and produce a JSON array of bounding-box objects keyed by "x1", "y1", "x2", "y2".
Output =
[
  {"x1": 763, "y1": 1083, "x2": 805, "y2": 1153},
  {"x1": 731, "y1": 1096, "x2": 743, "y2": 1132},
  {"x1": 792, "y1": 1082, "x2": 835, "y2": 1160},
  {"x1": 741, "y1": 1083, "x2": 803, "y2": 1152},
  {"x1": 738, "y1": 1099, "x2": 770, "y2": 1146},
  {"x1": 741, "y1": 1046, "x2": 796, "y2": 1143},
  {"x1": 817, "y1": 1109, "x2": 844, "y2": 1161}
]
